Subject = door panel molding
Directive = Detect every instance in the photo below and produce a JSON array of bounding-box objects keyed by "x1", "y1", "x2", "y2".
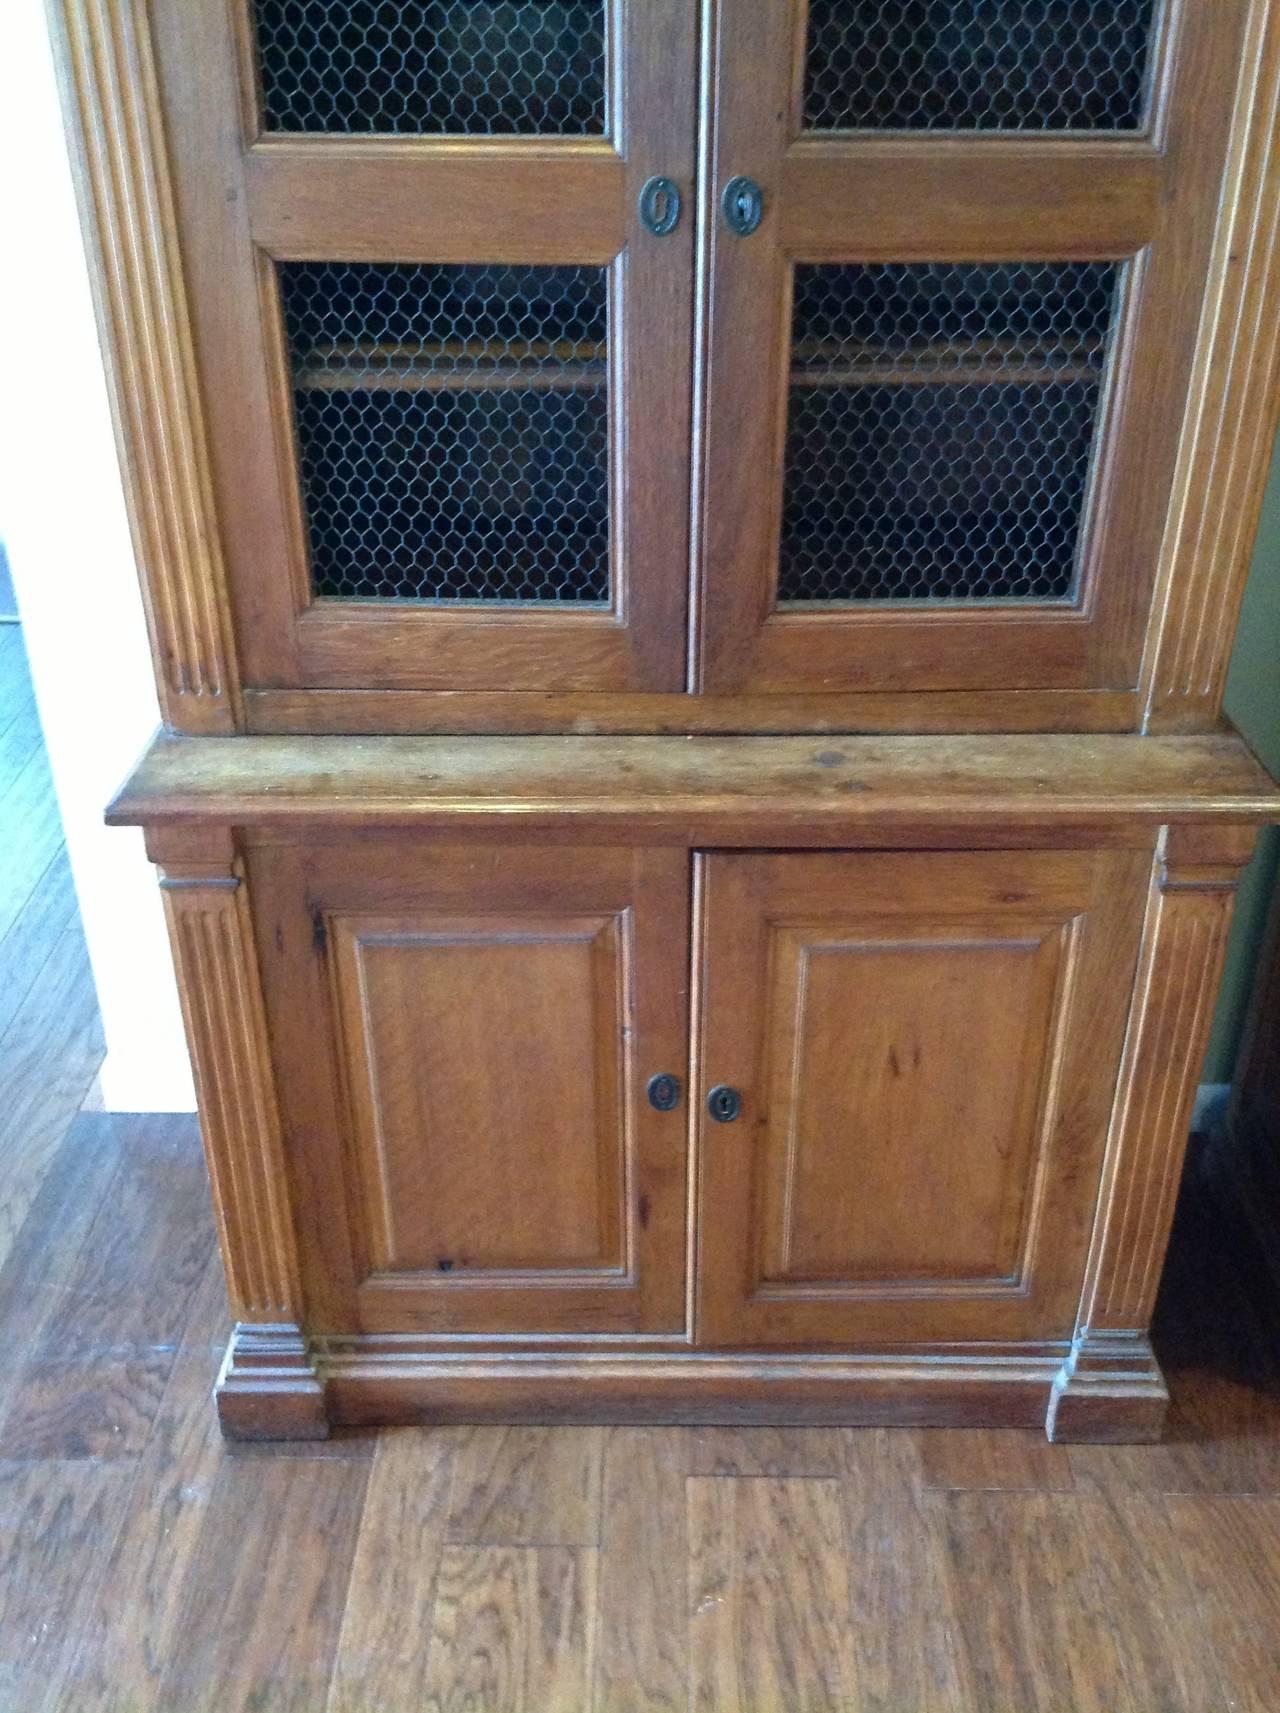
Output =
[{"x1": 755, "y1": 918, "x2": 1079, "y2": 1297}]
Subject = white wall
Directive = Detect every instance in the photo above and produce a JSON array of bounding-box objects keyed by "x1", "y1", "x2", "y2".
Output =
[{"x1": 0, "y1": 5, "x2": 195, "y2": 1111}]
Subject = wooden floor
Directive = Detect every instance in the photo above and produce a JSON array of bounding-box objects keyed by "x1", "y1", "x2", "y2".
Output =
[{"x1": 2, "y1": 622, "x2": 1280, "y2": 1712}]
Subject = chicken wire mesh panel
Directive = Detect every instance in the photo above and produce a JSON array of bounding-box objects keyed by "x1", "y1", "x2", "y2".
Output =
[
  {"x1": 779, "y1": 262, "x2": 1120, "y2": 604},
  {"x1": 278, "y1": 262, "x2": 611, "y2": 603},
  {"x1": 251, "y1": 0, "x2": 606, "y2": 134},
  {"x1": 803, "y1": 0, "x2": 1156, "y2": 131}
]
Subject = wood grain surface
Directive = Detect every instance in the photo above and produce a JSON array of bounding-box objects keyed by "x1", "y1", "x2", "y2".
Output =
[{"x1": 108, "y1": 729, "x2": 1280, "y2": 833}]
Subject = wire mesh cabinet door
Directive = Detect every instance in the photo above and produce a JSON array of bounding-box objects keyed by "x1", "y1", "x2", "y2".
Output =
[
  {"x1": 693, "y1": 0, "x2": 1251, "y2": 698},
  {"x1": 150, "y1": 0, "x2": 695, "y2": 697}
]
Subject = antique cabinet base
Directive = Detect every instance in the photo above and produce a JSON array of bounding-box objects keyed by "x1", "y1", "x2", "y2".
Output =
[
  {"x1": 212, "y1": 1329, "x2": 1168, "y2": 1443},
  {"x1": 110, "y1": 734, "x2": 1277, "y2": 1446}
]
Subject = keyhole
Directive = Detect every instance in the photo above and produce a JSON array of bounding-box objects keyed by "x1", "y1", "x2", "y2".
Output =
[
  {"x1": 639, "y1": 176, "x2": 681, "y2": 237},
  {"x1": 721, "y1": 176, "x2": 763, "y2": 237},
  {"x1": 707, "y1": 1085, "x2": 742, "y2": 1123}
]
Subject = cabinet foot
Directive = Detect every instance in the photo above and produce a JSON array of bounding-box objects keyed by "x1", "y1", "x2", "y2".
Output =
[
  {"x1": 1045, "y1": 1330, "x2": 1168, "y2": 1443},
  {"x1": 215, "y1": 1323, "x2": 330, "y2": 1441}
]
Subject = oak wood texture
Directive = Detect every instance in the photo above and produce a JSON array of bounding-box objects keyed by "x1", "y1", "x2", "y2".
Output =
[
  {"x1": 327, "y1": 1426, "x2": 457, "y2": 1712},
  {"x1": 216, "y1": 1322, "x2": 329, "y2": 1442},
  {"x1": 12, "y1": 620, "x2": 1280, "y2": 1699},
  {"x1": 153, "y1": 1454, "x2": 370, "y2": 1712},
  {"x1": 1169, "y1": 1497, "x2": 1280, "y2": 1713},
  {"x1": 1076, "y1": 833, "x2": 1248, "y2": 1317},
  {"x1": 112, "y1": 723, "x2": 1275, "y2": 1439},
  {"x1": 318, "y1": 1343, "x2": 1060, "y2": 1430},
  {"x1": 0, "y1": 1114, "x2": 213, "y2": 1460},
  {"x1": 594, "y1": 1426, "x2": 687, "y2": 1710},
  {"x1": 687, "y1": 1476, "x2": 856, "y2": 1712},
  {"x1": 694, "y1": 848, "x2": 1148, "y2": 1346},
  {"x1": 419, "y1": 1542, "x2": 598, "y2": 1710},
  {"x1": 244, "y1": 685, "x2": 1145, "y2": 736},
  {"x1": 693, "y1": 0, "x2": 1253, "y2": 702},
  {"x1": 144, "y1": 0, "x2": 697, "y2": 701},
  {"x1": 55, "y1": 1250, "x2": 229, "y2": 1713},
  {"x1": 0, "y1": 1459, "x2": 138, "y2": 1713},
  {"x1": 109, "y1": 729, "x2": 1280, "y2": 837},
  {"x1": 1047, "y1": 1329, "x2": 1169, "y2": 1446},
  {"x1": 48, "y1": 0, "x2": 239, "y2": 732},
  {"x1": 248, "y1": 841, "x2": 689, "y2": 1336},
  {"x1": 0, "y1": 633, "x2": 106, "y2": 1281}
]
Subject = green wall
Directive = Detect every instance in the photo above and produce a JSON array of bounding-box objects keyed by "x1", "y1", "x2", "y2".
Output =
[{"x1": 1203, "y1": 432, "x2": 1280, "y2": 1080}]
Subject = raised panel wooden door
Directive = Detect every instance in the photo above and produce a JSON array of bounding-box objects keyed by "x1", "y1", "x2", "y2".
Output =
[
  {"x1": 694, "y1": 848, "x2": 1150, "y2": 1345},
  {"x1": 694, "y1": 0, "x2": 1250, "y2": 696},
  {"x1": 150, "y1": 0, "x2": 695, "y2": 695},
  {"x1": 248, "y1": 840, "x2": 689, "y2": 1335}
]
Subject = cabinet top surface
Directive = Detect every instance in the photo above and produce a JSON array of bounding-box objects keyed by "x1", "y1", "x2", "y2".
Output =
[{"x1": 109, "y1": 731, "x2": 1278, "y2": 834}]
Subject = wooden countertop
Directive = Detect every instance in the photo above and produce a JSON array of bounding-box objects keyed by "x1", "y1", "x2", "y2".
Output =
[{"x1": 108, "y1": 730, "x2": 1279, "y2": 842}]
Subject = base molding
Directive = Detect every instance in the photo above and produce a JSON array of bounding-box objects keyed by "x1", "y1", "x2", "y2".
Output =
[
  {"x1": 313, "y1": 1340, "x2": 1065, "y2": 1431},
  {"x1": 216, "y1": 1322, "x2": 330, "y2": 1441},
  {"x1": 209, "y1": 1329, "x2": 1184, "y2": 1440},
  {"x1": 1045, "y1": 1329, "x2": 1169, "y2": 1443}
]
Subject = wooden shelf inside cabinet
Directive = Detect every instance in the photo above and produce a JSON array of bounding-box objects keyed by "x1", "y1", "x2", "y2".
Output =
[
  {"x1": 292, "y1": 341, "x2": 609, "y2": 395},
  {"x1": 789, "y1": 340, "x2": 1106, "y2": 391}
]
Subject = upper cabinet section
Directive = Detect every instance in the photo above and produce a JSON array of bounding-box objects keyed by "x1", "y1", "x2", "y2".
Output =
[{"x1": 61, "y1": 0, "x2": 1280, "y2": 732}]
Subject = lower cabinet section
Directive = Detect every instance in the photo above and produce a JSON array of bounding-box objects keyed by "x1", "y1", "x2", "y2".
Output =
[
  {"x1": 231, "y1": 831, "x2": 1173, "y2": 1427},
  {"x1": 125, "y1": 736, "x2": 1271, "y2": 1442},
  {"x1": 246, "y1": 837, "x2": 1150, "y2": 1357}
]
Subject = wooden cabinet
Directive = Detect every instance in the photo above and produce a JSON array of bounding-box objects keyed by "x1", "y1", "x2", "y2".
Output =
[
  {"x1": 249, "y1": 840, "x2": 689, "y2": 1335},
  {"x1": 59, "y1": 0, "x2": 1280, "y2": 1442},
  {"x1": 115, "y1": 736, "x2": 1277, "y2": 1438},
  {"x1": 695, "y1": 2, "x2": 1242, "y2": 703},
  {"x1": 62, "y1": 0, "x2": 1280, "y2": 734}
]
